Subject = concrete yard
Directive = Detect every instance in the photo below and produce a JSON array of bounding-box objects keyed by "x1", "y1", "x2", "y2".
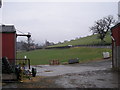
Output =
[{"x1": 2, "y1": 59, "x2": 120, "y2": 88}]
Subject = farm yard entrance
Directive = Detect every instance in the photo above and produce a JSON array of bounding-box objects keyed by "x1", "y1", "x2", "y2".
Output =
[
  {"x1": 2, "y1": 23, "x2": 120, "y2": 88},
  {"x1": 3, "y1": 59, "x2": 119, "y2": 88},
  {"x1": 1, "y1": 1, "x2": 120, "y2": 89},
  {"x1": 2, "y1": 27, "x2": 120, "y2": 88},
  {"x1": 14, "y1": 24, "x2": 120, "y2": 88}
]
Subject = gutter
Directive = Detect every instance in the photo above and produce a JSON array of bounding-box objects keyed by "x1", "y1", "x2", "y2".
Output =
[
  {"x1": 111, "y1": 34, "x2": 117, "y2": 68},
  {"x1": 111, "y1": 36, "x2": 115, "y2": 42}
]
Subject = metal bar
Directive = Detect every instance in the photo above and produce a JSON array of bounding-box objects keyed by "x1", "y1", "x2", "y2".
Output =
[
  {"x1": 111, "y1": 36, "x2": 117, "y2": 68},
  {"x1": 16, "y1": 34, "x2": 31, "y2": 38},
  {"x1": 28, "y1": 59, "x2": 30, "y2": 69},
  {"x1": 16, "y1": 34, "x2": 31, "y2": 51},
  {"x1": 10, "y1": 58, "x2": 31, "y2": 69}
]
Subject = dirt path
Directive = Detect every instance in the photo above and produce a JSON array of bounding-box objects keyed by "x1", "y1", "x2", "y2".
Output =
[{"x1": 2, "y1": 59, "x2": 120, "y2": 88}]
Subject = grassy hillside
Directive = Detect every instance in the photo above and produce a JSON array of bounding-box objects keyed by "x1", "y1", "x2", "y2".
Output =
[
  {"x1": 49, "y1": 32, "x2": 111, "y2": 47},
  {"x1": 17, "y1": 47, "x2": 111, "y2": 65}
]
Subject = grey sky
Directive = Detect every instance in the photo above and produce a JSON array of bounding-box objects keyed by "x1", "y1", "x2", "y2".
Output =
[{"x1": 1, "y1": 1, "x2": 118, "y2": 44}]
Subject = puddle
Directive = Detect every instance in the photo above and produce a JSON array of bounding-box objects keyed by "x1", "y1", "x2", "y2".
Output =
[{"x1": 34, "y1": 59, "x2": 112, "y2": 77}]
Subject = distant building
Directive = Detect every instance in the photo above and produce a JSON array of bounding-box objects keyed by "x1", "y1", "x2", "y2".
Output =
[
  {"x1": 30, "y1": 45, "x2": 36, "y2": 50},
  {"x1": 45, "y1": 40, "x2": 54, "y2": 46}
]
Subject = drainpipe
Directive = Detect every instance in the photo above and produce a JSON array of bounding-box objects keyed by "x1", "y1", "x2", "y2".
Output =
[{"x1": 111, "y1": 35, "x2": 117, "y2": 69}]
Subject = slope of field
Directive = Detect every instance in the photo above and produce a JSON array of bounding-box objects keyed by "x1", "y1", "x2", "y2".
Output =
[
  {"x1": 49, "y1": 33, "x2": 111, "y2": 47},
  {"x1": 17, "y1": 47, "x2": 111, "y2": 65}
]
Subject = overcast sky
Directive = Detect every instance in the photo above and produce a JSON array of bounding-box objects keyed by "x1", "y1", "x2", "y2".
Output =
[{"x1": 1, "y1": 0, "x2": 118, "y2": 44}]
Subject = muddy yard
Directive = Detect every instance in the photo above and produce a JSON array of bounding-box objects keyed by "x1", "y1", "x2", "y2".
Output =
[{"x1": 2, "y1": 59, "x2": 120, "y2": 88}]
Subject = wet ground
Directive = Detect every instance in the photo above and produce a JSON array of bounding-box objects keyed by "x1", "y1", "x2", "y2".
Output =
[
  {"x1": 55, "y1": 69, "x2": 119, "y2": 88},
  {"x1": 2, "y1": 59, "x2": 120, "y2": 88},
  {"x1": 35, "y1": 59, "x2": 112, "y2": 76}
]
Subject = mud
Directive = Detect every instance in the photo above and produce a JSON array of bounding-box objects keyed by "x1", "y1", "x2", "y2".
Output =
[
  {"x1": 2, "y1": 59, "x2": 120, "y2": 88},
  {"x1": 2, "y1": 76, "x2": 62, "y2": 88},
  {"x1": 55, "y1": 69, "x2": 119, "y2": 88}
]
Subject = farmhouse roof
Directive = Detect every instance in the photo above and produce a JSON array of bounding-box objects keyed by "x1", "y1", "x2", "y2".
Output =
[{"x1": 0, "y1": 25, "x2": 16, "y2": 33}]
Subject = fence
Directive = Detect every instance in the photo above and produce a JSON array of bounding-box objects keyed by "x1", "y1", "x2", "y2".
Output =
[{"x1": 15, "y1": 59, "x2": 31, "y2": 69}]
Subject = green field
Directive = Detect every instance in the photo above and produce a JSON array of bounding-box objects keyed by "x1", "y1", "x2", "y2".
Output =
[
  {"x1": 49, "y1": 32, "x2": 111, "y2": 47},
  {"x1": 17, "y1": 47, "x2": 112, "y2": 65}
]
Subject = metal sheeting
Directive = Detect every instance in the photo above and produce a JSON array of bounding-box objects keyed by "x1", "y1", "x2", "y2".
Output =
[{"x1": 0, "y1": 25, "x2": 16, "y2": 33}]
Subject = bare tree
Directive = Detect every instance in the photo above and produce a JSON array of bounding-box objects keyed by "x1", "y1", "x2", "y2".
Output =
[{"x1": 90, "y1": 15, "x2": 116, "y2": 42}]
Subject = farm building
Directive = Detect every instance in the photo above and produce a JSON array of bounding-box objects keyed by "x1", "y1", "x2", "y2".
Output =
[
  {"x1": 0, "y1": 25, "x2": 34, "y2": 81},
  {"x1": 0, "y1": 25, "x2": 16, "y2": 67},
  {"x1": 111, "y1": 23, "x2": 120, "y2": 71}
]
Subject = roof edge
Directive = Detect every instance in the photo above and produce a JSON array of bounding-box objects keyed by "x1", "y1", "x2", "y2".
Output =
[{"x1": 111, "y1": 23, "x2": 120, "y2": 30}]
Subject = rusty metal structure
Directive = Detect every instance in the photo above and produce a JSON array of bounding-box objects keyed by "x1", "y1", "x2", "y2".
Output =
[
  {"x1": 0, "y1": 25, "x2": 36, "y2": 81},
  {"x1": 17, "y1": 32, "x2": 31, "y2": 51},
  {"x1": 0, "y1": 25, "x2": 31, "y2": 65}
]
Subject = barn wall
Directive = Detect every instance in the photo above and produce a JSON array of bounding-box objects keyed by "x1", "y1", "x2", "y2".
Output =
[
  {"x1": 0, "y1": 33, "x2": 2, "y2": 58},
  {"x1": 112, "y1": 25, "x2": 120, "y2": 45},
  {"x1": 112, "y1": 43, "x2": 116, "y2": 68},
  {"x1": 0, "y1": 31, "x2": 1, "y2": 90},
  {"x1": 2, "y1": 33, "x2": 16, "y2": 64},
  {"x1": 117, "y1": 46, "x2": 120, "y2": 70},
  {"x1": 112, "y1": 23, "x2": 120, "y2": 70}
]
